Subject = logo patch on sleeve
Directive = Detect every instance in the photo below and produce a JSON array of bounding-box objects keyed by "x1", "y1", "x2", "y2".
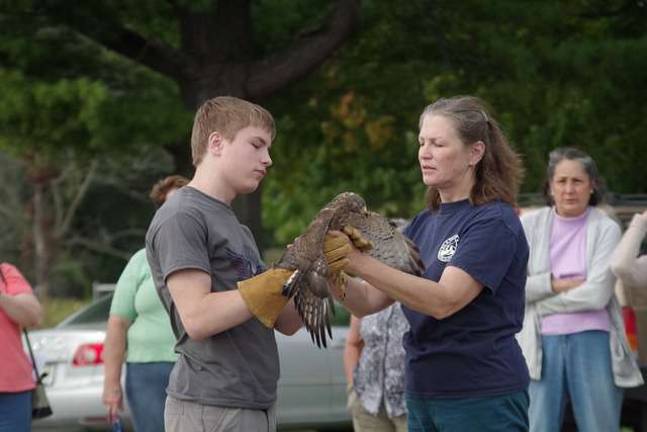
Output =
[{"x1": 437, "y1": 234, "x2": 459, "y2": 263}]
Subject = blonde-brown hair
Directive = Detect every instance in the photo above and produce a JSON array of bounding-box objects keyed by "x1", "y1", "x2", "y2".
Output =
[
  {"x1": 419, "y1": 95, "x2": 524, "y2": 209},
  {"x1": 190, "y1": 96, "x2": 276, "y2": 166},
  {"x1": 149, "y1": 175, "x2": 189, "y2": 207}
]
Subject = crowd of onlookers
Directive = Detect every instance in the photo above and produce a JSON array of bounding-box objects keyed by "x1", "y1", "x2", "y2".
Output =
[{"x1": 1, "y1": 94, "x2": 646, "y2": 432}]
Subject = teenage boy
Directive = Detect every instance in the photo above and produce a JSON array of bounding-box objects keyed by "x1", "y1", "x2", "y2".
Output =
[{"x1": 146, "y1": 96, "x2": 349, "y2": 432}]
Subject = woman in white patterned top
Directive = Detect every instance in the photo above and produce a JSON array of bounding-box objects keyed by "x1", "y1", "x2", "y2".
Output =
[{"x1": 344, "y1": 303, "x2": 409, "y2": 432}]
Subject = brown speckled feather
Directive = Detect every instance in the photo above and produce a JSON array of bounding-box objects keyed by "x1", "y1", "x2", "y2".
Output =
[{"x1": 276, "y1": 192, "x2": 424, "y2": 348}]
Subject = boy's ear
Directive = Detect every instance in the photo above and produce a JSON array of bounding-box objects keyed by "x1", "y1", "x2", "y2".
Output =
[{"x1": 207, "y1": 132, "x2": 224, "y2": 156}]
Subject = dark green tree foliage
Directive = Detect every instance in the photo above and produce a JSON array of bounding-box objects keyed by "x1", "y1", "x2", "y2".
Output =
[
  {"x1": 0, "y1": 0, "x2": 360, "y2": 295},
  {"x1": 7, "y1": 0, "x2": 360, "y2": 244},
  {"x1": 264, "y1": 2, "x2": 431, "y2": 244},
  {"x1": 264, "y1": 0, "x2": 647, "y2": 244},
  {"x1": 423, "y1": 0, "x2": 647, "y2": 194},
  {"x1": 0, "y1": 6, "x2": 189, "y2": 297},
  {"x1": 1, "y1": 0, "x2": 646, "y2": 293}
]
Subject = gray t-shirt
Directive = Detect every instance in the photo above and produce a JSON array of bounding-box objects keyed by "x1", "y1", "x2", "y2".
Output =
[{"x1": 145, "y1": 186, "x2": 279, "y2": 409}]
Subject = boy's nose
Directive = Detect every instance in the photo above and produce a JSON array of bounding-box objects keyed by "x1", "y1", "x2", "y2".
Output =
[{"x1": 262, "y1": 151, "x2": 272, "y2": 167}]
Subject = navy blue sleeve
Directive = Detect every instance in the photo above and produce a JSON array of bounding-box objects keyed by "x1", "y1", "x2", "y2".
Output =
[{"x1": 449, "y1": 217, "x2": 517, "y2": 294}]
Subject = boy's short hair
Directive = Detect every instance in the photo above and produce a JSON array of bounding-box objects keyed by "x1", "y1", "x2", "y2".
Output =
[
  {"x1": 149, "y1": 174, "x2": 189, "y2": 207},
  {"x1": 190, "y1": 96, "x2": 276, "y2": 166}
]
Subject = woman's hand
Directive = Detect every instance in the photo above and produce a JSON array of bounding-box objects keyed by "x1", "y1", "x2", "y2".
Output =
[
  {"x1": 102, "y1": 380, "x2": 123, "y2": 422},
  {"x1": 102, "y1": 316, "x2": 129, "y2": 422}
]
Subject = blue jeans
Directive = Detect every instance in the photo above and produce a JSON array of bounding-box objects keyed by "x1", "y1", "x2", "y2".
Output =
[
  {"x1": 529, "y1": 331, "x2": 623, "y2": 432},
  {"x1": 0, "y1": 391, "x2": 32, "y2": 432},
  {"x1": 406, "y1": 390, "x2": 529, "y2": 432},
  {"x1": 125, "y1": 362, "x2": 174, "y2": 432}
]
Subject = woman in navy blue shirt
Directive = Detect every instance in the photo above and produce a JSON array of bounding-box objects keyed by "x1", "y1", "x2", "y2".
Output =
[{"x1": 331, "y1": 95, "x2": 530, "y2": 431}]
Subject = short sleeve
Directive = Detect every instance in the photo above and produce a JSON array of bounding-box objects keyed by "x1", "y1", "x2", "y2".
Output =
[
  {"x1": 403, "y1": 211, "x2": 425, "y2": 240},
  {"x1": 449, "y1": 218, "x2": 517, "y2": 294},
  {"x1": 150, "y1": 210, "x2": 212, "y2": 281},
  {"x1": 403, "y1": 220, "x2": 414, "y2": 239},
  {"x1": 110, "y1": 249, "x2": 147, "y2": 320},
  {"x1": 0, "y1": 263, "x2": 33, "y2": 296}
]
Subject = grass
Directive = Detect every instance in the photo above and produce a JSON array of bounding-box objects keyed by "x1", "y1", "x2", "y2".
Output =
[{"x1": 41, "y1": 297, "x2": 88, "y2": 328}]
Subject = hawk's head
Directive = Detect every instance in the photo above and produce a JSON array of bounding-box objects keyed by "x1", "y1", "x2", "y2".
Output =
[{"x1": 328, "y1": 192, "x2": 367, "y2": 214}]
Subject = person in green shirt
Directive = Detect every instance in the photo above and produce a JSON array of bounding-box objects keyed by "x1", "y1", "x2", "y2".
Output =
[{"x1": 102, "y1": 175, "x2": 188, "y2": 432}]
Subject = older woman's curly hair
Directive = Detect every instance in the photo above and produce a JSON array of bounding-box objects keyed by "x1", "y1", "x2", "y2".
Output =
[{"x1": 149, "y1": 175, "x2": 189, "y2": 207}]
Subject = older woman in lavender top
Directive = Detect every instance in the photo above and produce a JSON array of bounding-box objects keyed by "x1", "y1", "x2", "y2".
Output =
[{"x1": 517, "y1": 147, "x2": 642, "y2": 432}]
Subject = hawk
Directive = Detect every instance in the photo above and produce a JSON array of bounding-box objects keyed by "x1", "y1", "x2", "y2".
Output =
[{"x1": 275, "y1": 192, "x2": 424, "y2": 347}]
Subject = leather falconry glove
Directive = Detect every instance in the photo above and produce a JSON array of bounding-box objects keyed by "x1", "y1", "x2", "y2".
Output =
[
  {"x1": 324, "y1": 227, "x2": 374, "y2": 297},
  {"x1": 322, "y1": 225, "x2": 374, "y2": 278},
  {"x1": 323, "y1": 234, "x2": 352, "y2": 273},
  {"x1": 238, "y1": 268, "x2": 294, "y2": 328},
  {"x1": 238, "y1": 237, "x2": 356, "y2": 328},
  {"x1": 342, "y1": 225, "x2": 374, "y2": 252}
]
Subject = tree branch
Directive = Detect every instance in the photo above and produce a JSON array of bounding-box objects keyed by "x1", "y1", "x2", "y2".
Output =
[
  {"x1": 107, "y1": 228, "x2": 148, "y2": 243},
  {"x1": 65, "y1": 236, "x2": 132, "y2": 261},
  {"x1": 35, "y1": 2, "x2": 192, "y2": 80},
  {"x1": 57, "y1": 159, "x2": 97, "y2": 239},
  {"x1": 246, "y1": 0, "x2": 361, "y2": 100},
  {"x1": 51, "y1": 163, "x2": 75, "y2": 230}
]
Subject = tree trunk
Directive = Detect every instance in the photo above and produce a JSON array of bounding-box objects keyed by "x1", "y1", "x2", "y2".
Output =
[
  {"x1": 31, "y1": 181, "x2": 51, "y2": 301},
  {"x1": 37, "y1": 0, "x2": 361, "y2": 248}
]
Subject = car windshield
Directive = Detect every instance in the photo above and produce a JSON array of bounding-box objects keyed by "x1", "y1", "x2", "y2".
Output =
[{"x1": 58, "y1": 294, "x2": 113, "y2": 327}]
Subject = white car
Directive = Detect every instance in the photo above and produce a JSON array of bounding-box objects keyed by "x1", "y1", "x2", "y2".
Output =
[{"x1": 30, "y1": 293, "x2": 351, "y2": 431}]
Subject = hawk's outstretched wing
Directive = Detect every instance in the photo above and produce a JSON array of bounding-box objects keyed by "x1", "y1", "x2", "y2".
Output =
[{"x1": 276, "y1": 192, "x2": 424, "y2": 348}]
